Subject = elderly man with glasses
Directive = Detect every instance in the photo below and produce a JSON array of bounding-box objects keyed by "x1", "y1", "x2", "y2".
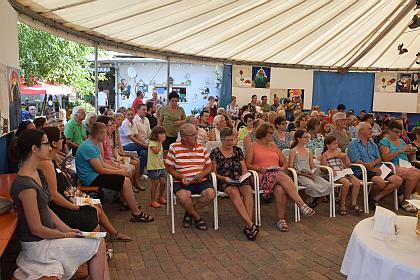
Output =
[
  {"x1": 165, "y1": 123, "x2": 216, "y2": 231},
  {"x1": 64, "y1": 106, "x2": 87, "y2": 155},
  {"x1": 347, "y1": 122, "x2": 402, "y2": 209}
]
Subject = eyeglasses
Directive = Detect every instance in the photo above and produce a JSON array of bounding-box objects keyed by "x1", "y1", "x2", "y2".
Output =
[
  {"x1": 391, "y1": 129, "x2": 402, "y2": 134},
  {"x1": 40, "y1": 142, "x2": 50, "y2": 146}
]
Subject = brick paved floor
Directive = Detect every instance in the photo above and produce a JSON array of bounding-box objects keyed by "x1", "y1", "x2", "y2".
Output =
[{"x1": 105, "y1": 183, "x2": 415, "y2": 280}]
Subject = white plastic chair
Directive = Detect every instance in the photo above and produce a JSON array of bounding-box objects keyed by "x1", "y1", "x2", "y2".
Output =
[
  {"x1": 237, "y1": 140, "x2": 244, "y2": 152},
  {"x1": 281, "y1": 149, "x2": 307, "y2": 222},
  {"x1": 344, "y1": 148, "x2": 398, "y2": 214},
  {"x1": 166, "y1": 173, "x2": 218, "y2": 233},
  {"x1": 215, "y1": 170, "x2": 261, "y2": 226},
  {"x1": 206, "y1": 141, "x2": 222, "y2": 154}
]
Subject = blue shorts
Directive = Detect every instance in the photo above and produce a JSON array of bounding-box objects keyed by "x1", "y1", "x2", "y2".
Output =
[
  {"x1": 148, "y1": 169, "x2": 166, "y2": 179},
  {"x1": 173, "y1": 180, "x2": 213, "y2": 195}
]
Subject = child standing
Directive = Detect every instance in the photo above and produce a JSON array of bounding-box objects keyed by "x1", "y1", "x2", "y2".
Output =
[
  {"x1": 321, "y1": 136, "x2": 363, "y2": 215},
  {"x1": 147, "y1": 126, "x2": 167, "y2": 208},
  {"x1": 288, "y1": 130, "x2": 331, "y2": 208}
]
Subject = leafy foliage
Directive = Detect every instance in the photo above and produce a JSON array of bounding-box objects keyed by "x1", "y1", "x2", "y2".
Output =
[{"x1": 18, "y1": 23, "x2": 95, "y2": 97}]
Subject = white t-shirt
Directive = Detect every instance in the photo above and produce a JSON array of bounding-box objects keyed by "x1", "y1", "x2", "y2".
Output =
[
  {"x1": 97, "y1": 91, "x2": 107, "y2": 107},
  {"x1": 119, "y1": 118, "x2": 138, "y2": 146},
  {"x1": 133, "y1": 114, "x2": 151, "y2": 141}
]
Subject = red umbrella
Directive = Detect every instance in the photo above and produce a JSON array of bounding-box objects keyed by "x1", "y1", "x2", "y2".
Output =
[{"x1": 20, "y1": 79, "x2": 74, "y2": 95}]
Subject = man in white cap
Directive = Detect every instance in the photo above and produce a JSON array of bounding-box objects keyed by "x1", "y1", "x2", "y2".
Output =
[{"x1": 328, "y1": 112, "x2": 352, "y2": 151}]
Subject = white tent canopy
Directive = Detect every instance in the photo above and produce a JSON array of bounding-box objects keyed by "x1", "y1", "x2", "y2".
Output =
[{"x1": 9, "y1": 0, "x2": 420, "y2": 70}]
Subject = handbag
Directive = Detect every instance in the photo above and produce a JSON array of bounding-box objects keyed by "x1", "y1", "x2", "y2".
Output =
[{"x1": 0, "y1": 198, "x2": 13, "y2": 215}]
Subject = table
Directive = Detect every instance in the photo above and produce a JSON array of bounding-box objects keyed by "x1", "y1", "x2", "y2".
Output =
[
  {"x1": 341, "y1": 216, "x2": 420, "y2": 280},
  {"x1": 0, "y1": 173, "x2": 18, "y2": 256}
]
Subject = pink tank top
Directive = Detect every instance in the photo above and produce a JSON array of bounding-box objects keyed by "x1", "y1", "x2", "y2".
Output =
[
  {"x1": 252, "y1": 142, "x2": 280, "y2": 168},
  {"x1": 103, "y1": 136, "x2": 112, "y2": 160}
]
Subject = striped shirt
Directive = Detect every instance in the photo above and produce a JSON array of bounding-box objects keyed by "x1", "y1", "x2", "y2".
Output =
[{"x1": 165, "y1": 142, "x2": 211, "y2": 182}]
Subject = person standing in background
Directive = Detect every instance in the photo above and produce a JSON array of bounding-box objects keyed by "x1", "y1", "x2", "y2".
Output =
[{"x1": 132, "y1": 91, "x2": 144, "y2": 113}]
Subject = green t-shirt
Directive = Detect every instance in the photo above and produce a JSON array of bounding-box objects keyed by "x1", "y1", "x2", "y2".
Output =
[
  {"x1": 238, "y1": 127, "x2": 250, "y2": 141},
  {"x1": 161, "y1": 106, "x2": 186, "y2": 137},
  {"x1": 261, "y1": 103, "x2": 270, "y2": 112},
  {"x1": 64, "y1": 118, "x2": 87, "y2": 145},
  {"x1": 147, "y1": 140, "x2": 165, "y2": 170}
]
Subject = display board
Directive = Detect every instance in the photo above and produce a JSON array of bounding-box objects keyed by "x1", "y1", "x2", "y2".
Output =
[
  {"x1": 373, "y1": 72, "x2": 419, "y2": 113},
  {"x1": 232, "y1": 66, "x2": 313, "y2": 109}
]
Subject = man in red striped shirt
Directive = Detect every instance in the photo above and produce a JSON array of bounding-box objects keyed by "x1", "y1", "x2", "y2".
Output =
[{"x1": 165, "y1": 123, "x2": 215, "y2": 230}]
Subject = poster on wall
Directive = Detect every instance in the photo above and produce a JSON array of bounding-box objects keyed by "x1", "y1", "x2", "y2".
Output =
[
  {"x1": 0, "y1": 64, "x2": 8, "y2": 135},
  {"x1": 252, "y1": 66, "x2": 271, "y2": 88},
  {"x1": 396, "y1": 73, "x2": 412, "y2": 93},
  {"x1": 7, "y1": 67, "x2": 21, "y2": 131},
  {"x1": 232, "y1": 65, "x2": 252, "y2": 88},
  {"x1": 287, "y1": 89, "x2": 304, "y2": 109},
  {"x1": 172, "y1": 86, "x2": 187, "y2": 102},
  {"x1": 411, "y1": 73, "x2": 418, "y2": 93},
  {"x1": 374, "y1": 72, "x2": 397, "y2": 92},
  {"x1": 269, "y1": 88, "x2": 287, "y2": 103}
]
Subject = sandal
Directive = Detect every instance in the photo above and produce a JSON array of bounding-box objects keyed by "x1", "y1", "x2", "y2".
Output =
[
  {"x1": 339, "y1": 204, "x2": 347, "y2": 215},
  {"x1": 300, "y1": 204, "x2": 315, "y2": 217},
  {"x1": 349, "y1": 204, "x2": 363, "y2": 215},
  {"x1": 276, "y1": 220, "x2": 289, "y2": 232},
  {"x1": 243, "y1": 224, "x2": 259, "y2": 240},
  {"x1": 131, "y1": 212, "x2": 154, "y2": 223},
  {"x1": 109, "y1": 231, "x2": 132, "y2": 242},
  {"x1": 182, "y1": 212, "x2": 193, "y2": 228},
  {"x1": 401, "y1": 201, "x2": 417, "y2": 213},
  {"x1": 194, "y1": 218, "x2": 208, "y2": 231}
]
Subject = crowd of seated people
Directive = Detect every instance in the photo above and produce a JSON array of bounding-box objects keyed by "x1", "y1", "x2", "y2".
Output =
[{"x1": 7, "y1": 90, "x2": 420, "y2": 278}]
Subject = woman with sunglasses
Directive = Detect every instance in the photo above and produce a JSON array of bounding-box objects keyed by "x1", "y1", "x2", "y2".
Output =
[
  {"x1": 10, "y1": 129, "x2": 109, "y2": 279},
  {"x1": 379, "y1": 120, "x2": 420, "y2": 213}
]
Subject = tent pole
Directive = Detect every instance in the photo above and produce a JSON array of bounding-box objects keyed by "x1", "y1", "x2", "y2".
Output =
[
  {"x1": 167, "y1": 57, "x2": 171, "y2": 100},
  {"x1": 94, "y1": 42, "x2": 99, "y2": 114},
  {"x1": 114, "y1": 62, "x2": 119, "y2": 109}
]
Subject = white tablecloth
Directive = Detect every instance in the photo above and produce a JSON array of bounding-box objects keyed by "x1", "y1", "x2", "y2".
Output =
[{"x1": 341, "y1": 216, "x2": 420, "y2": 280}]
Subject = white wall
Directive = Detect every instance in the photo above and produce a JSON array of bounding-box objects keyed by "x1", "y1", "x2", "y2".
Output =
[
  {"x1": 373, "y1": 92, "x2": 419, "y2": 113},
  {"x1": 117, "y1": 62, "x2": 219, "y2": 115},
  {"x1": 270, "y1": 68, "x2": 314, "y2": 110},
  {"x1": 0, "y1": 1, "x2": 19, "y2": 68}
]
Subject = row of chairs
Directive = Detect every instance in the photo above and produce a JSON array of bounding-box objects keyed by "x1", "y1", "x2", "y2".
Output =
[{"x1": 164, "y1": 140, "x2": 406, "y2": 233}]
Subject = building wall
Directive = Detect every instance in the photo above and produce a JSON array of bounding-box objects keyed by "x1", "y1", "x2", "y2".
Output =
[{"x1": 117, "y1": 62, "x2": 220, "y2": 115}]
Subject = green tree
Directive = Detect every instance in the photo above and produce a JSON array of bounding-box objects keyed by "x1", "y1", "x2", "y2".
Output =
[{"x1": 18, "y1": 23, "x2": 95, "y2": 97}]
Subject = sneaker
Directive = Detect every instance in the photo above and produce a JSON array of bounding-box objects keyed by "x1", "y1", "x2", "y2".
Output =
[{"x1": 149, "y1": 201, "x2": 161, "y2": 208}]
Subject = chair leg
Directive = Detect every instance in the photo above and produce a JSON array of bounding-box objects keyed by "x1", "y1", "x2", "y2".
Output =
[
  {"x1": 170, "y1": 185, "x2": 175, "y2": 234},
  {"x1": 166, "y1": 180, "x2": 170, "y2": 216},
  {"x1": 394, "y1": 189, "x2": 398, "y2": 210},
  {"x1": 294, "y1": 203, "x2": 298, "y2": 223},
  {"x1": 363, "y1": 182, "x2": 369, "y2": 214},
  {"x1": 214, "y1": 195, "x2": 218, "y2": 230},
  {"x1": 330, "y1": 188, "x2": 335, "y2": 218}
]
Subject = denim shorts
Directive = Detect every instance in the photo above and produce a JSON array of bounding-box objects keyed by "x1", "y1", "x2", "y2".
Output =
[{"x1": 148, "y1": 169, "x2": 166, "y2": 179}]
